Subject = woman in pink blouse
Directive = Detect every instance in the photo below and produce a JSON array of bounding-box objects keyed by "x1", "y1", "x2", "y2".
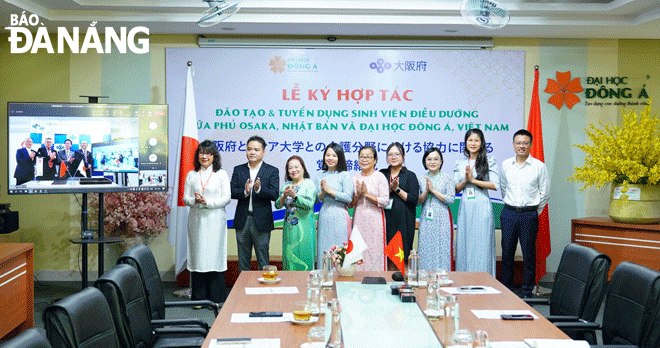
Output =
[{"x1": 350, "y1": 145, "x2": 390, "y2": 271}]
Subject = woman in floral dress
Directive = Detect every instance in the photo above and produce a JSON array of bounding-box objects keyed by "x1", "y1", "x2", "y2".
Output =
[
  {"x1": 275, "y1": 155, "x2": 317, "y2": 270},
  {"x1": 315, "y1": 143, "x2": 353, "y2": 267},
  {"x1": 417, "y1": 147, "x2": 455, "y2": 271},
  {"x1": 350, "y1": 145, "x2": 389, "y2": 271}
]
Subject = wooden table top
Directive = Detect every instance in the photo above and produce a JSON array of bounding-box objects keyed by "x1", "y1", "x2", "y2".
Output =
[{"x1": 203, "y1": 271, "x2": 569, "y2": 348}]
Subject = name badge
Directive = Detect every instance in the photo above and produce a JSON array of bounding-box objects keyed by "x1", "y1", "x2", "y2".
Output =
[
  {"x1": 425, "y1": 209, "x2": 434, "y2": 220},
  {"x1": 385, "y1": 198, "x2": 394, "y2": 210},
  {"x1": 465, "y1": 187, "x2": 476, "y2": 199}
]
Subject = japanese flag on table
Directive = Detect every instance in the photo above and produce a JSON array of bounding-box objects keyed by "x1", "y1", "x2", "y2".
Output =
[
  {"x1": 76, "y1": 158, "x2": 87, "y2": 177},
  {"x1": 168, "y1": 63, "x2": 200, "y2": 276},
  {"x1": 344, "y1": 225, "x2": 368, "y2": 266},
  {"x1": 385, "y1": 231, "x2": 406, "y2": 276}
]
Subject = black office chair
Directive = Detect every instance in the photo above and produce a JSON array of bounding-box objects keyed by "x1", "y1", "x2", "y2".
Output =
[
  {"x1": 42, "y1": 287, "x2": 122, "y2": 348},
  {"x1": 555, "y1": 261, "x2": 660, "y2": 348},
  {"x1": 94, "y1": 264, "x2": 206, "y2": 348},
  {"x1": 0, "y1": 328, "x2": 52, "y2": 348},
  {"x1": 117, "y1": 244, "x2": 218, "y2": 327},
  {"x1": 524, "y1": 243, "x2": 611, "y2": 325}
]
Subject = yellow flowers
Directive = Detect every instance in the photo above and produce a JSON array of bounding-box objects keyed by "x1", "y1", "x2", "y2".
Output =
[{"x1": 569, "y1": 100, "x2": 660, "y2": 192}]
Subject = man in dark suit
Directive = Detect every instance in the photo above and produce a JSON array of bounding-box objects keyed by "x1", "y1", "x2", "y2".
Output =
[
  {"x1": 230, "y1": 135, "x2": 280, "y2": 272},
  {"x1": 74, "y1": 140, "x2": 94, "y2": 177},
  {"x1": 13, "y1": 137, "x2": 36, "y2": 185},
  {"x1": 57, "y1": 139, "x2": 76, "y2": 178},
  {"x1": 36, "y1": 137, "x2": 59, "y2": 180}
]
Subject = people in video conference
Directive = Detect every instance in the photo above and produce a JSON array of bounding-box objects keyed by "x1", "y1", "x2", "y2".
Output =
[
  {"x1": 230, "y1": 135, "x2": 280, "y2": 272},
  {"x1": 75, "y1": 140, "x2": 94, "y2": 177},
  {"x1": 314, "y1": 143, "x2": 353, "y2": 268},
  {"x1": 275, "y1": 156, "x2": 317, "y2": 271},
  {"x1": 14, "y1": 137, "x2": 37, "y2": 185},
  {"x1": 36, "y1": 137, "x2": 59, "y2": 180},
  {"x1": 454, "y1": 128, "x2": 499, "y2": 276},
  {"x1": 57, "y1": 139, "x2": 76, "y2": 179},
  {"x1": 183, "y1": 140, "x2": 231, "y2": 304}
]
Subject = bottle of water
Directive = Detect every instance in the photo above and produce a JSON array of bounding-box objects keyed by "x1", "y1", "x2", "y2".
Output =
[
  {"x1": 326, "y1": 299, "x2": 342, "y2": 348},
  {"x1": 407, "y1": 249, "x2": 419, "y2": 288},
  {"x1": 322, "y1": 250, "x2": 333, "y2": 285}
]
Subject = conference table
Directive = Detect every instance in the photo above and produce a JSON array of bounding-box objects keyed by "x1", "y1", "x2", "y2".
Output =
[{"x1": 203, "y1": 271, "x2": 569, "y2": 347}]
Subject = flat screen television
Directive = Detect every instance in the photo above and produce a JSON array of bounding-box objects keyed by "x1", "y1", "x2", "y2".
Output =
[{"x1": 7, "y1": 102, "x2": 168, "y2": 194}]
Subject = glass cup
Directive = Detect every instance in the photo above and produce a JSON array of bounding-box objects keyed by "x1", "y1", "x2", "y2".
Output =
[
  {"x1": 436, "y1": 268, "x2": 449, "y2": 284},
  {"x1": 425, "y1": 295, "x2": 441, "y2": 321},
  {"x1": 262, "y1": 265, "x2": 278, "y2": 280},
  {"x1": 475, "y1": 330, "x2": 489, "y2": 348},
  {"x1": 307, "y1": 326, "x2": 326, "y2": 345},
  {"x1": 293, "y1": 301, "x2": 312, "y2": 321},
  {"x1": 451, "y1": 329, "x2": 474, "y2": 348},
  {"x1": 418, "y1": 269, "x2": 429, "y2": 288}
]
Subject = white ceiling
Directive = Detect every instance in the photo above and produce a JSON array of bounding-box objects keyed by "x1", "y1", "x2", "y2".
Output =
[{"x1": 2, "y1": 0, "x2": 660, "y2": 39}]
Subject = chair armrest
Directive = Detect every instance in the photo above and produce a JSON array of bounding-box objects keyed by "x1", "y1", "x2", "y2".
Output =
[
  {"x1": 523, "y1": 298, "x2": 550, "y2": 306},
  {"x1": 165, "y1": 300, "x2": 220, "y2": 316},
  {"x1": 554, "y1": 321, "x2": 601, "y2": 330},
  {"x1": 546, "y1": 315, "x2": 581, "y2": 322},
  {"x1": 152, "y1": 318, "x2": 209, "y2": 332},
  {"x1": 153, "y1": 326, "x2": 208, "y2": 337}
]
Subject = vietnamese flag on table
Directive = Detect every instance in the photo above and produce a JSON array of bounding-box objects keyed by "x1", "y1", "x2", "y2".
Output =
[
  {"x1": 385, "y1": 231, "x2": 406, "y2": 276},
  {"x1": 168, "y1": 63, "x2": 200, "y2": 277},
  {"x1": 528, "y1": 66, "x2": 551, "y2": 284}
]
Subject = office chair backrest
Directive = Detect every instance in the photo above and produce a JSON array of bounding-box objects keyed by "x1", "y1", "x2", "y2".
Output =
[
  {"x1": 0, "y1": 328, "x2": 52, "y2": 348},
  {"x1": 601, "y1": 261, "x2": 660, "y2": 348},
  {"x1": 94, "y1": 264, "x2": 154, "y2": 348},
  {"x1": 42, "y1": 287, "x2": 121, "y2": 348},
  {"x1": 117, "y1": 244, "x2": 166, "y2": 321},
  {"x1": 550, "y1": 243, "x2": 611, "y2": 321}
]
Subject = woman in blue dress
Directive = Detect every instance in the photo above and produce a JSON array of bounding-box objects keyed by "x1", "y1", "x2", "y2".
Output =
[
  {"x1": 453, "y1": 128, "x2": 499, "y2": 276},
  {"x1": 417, "y1": 147, "x2": 455, "y2": 271},
  {"x1": 314, "y1": 143, "x2": 353, "y2": 267}
]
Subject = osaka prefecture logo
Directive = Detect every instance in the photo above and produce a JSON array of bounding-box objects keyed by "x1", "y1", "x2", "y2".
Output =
[{"x1": 8, "y1": 12, "x2": 149, "y2": 54}]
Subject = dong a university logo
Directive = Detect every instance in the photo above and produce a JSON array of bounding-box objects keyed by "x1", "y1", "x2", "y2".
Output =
[{"x1": 7, "y1": 11, "x2": 149, "y2": 54}]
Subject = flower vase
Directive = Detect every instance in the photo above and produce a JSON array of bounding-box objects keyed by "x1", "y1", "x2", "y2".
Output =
[
  {"x1": 336, "y1": 263, "x2": 356, "y2": 277},
  {"x1": 609, "y1": 184, "x2": 660, "y2": 224}
]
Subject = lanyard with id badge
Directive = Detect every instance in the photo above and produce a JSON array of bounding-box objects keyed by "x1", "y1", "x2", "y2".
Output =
[{"x1": 465, "y1": 159, "x2": 476, "y2": 199}]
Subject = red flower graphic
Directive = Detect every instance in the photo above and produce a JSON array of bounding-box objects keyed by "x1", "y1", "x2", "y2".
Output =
[
  {"x1": 269, "y1": 56, "x2": 286, "y2": 73},
  {"x1": 544, "y1": 71, "x2": 584, "y2": 110}
]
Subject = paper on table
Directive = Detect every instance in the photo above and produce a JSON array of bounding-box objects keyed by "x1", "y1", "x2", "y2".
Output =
[
  {"x1": 439, "y1": 286, "x2": 501, "y2": 295},
  {"x1": 209, "y1": 338, "x2": 281, "y2": 348},
  {"x1": 524, "y1": 339, "x2": 590, "y2": 348},
  {"x1": 470, "y1": 309, "x2": 539, "y2": 319},
  {"x1": 488, "y1": 341, "x2": 531, "y2": 348},
  {"x1": 244, "y1": 287, "x2": 300, "y2": 295},
  {"x1": 231, "y1": 313, "x2": 294, "y2": 323}
]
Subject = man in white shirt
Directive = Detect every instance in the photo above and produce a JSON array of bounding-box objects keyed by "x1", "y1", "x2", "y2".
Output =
[{"x1": 499, "y1": 129, "x2": 550, "y2": 298}]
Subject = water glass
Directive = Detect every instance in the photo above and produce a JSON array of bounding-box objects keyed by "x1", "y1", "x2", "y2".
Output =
[
  {"x1": 427, "y1": 272, "x2": 439, "y2": 293},
  {"x1": 451, "y1": 329, "x2": 474, "y2": 348},
  {"x1": 418, "y1": 269, "x2": 429, "y2": 288},
  {"x1": 436, "y1": 268, "x2": 449, "y2": 283},
  {"x1": 307, "y1": 326, "x2": 326, "y2": 344},
  {"x1": 425, "y1": 295, "x2": 441, "y2": 320},
  {"x1": 474, "y1": 330, "x2": 489, "y2": 348},
  {"x1": 293, "y1": 301, "x2": 312, "y2": 321}
]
